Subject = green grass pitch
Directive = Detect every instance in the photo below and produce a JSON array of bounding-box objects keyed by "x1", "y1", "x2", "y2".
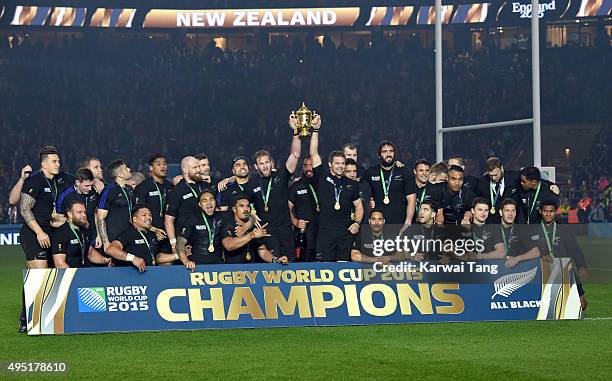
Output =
[{"x1": 0, "y1": 239, "x2": 611, "y2": 380}]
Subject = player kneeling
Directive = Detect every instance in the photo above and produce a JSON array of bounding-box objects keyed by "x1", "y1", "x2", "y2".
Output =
[
  {"x1": 52, "y1": 200, "x2": 111, "y2": 268},
  {"x1": 106, "y1": 205, "x2": 176, "y2": 272}
]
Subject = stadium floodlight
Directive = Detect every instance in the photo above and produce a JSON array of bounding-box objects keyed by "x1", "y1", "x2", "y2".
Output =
[{"x1": 435, "y1": 0, "x2": 542, "y2": 167}]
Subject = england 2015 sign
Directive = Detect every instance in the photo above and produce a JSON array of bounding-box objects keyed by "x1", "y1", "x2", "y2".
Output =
[{"x1": 24, "y1": 259, "x2": 581, "y2": 335}]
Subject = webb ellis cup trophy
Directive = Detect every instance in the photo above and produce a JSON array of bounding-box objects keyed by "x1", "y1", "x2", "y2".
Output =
[{"x1": 290, "y1": 102, "x2": 319, "y2": 137}]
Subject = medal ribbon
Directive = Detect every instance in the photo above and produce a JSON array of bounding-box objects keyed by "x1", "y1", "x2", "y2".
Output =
[
  {"x1": 417, "y1": 187, "x2": 427, "y2": 212},
  {"x1": 153, "y1": 181, "x2": 166, "y2": 218},
  {"x1": 490, "y1": 181, "x2": 501, "y2": 210},
  {"x1": 527, "y1": 182, "x2": 541, "y2": 223},
  {"x1": 379, "y1": 167, "x2": 395, "y2": 200},
  {"x1": 119, "y1": 185, "x2": 133, "y2": 222},
  {"x1": 68, "y1": 223, "x2": 85, "y2": 265},
  {"x1": 260, "y1": 176, "x2": 272, "y2": 211},
  {"x1": 308, "y1": 185, "x2": 320, "y2": 211},
  {"x1": 334, "y1": 183, "x2": 343, "y2": 207},
  {"x1": 540, "y1": 221, "x2": 556, "y2": 257},
  {"x1": 44, "y1": 176, "x2": 58, "y2": 211},
  {"x1": 201, "y1": 212, "x2": 215, "y2": 247},
  {"x1": 500, "y1": 225, "x2": 510, "y2": 256},
  {"x1": 137, "y1": 229, "x2": 156, "y2": 265}
]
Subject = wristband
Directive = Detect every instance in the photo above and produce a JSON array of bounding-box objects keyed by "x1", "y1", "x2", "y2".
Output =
[
  {"x1": 272, "y1": 256, "x2": 279, "y2": 264},
  {"x1": 125, "y1": 253, "x2": 135, "y2": 262},
  {"x1": 169, "y1": 238, "x2": 177, "y2": 245},
  {"x1": 174, "y1": 253, "x2": 179, "y2": 260}
]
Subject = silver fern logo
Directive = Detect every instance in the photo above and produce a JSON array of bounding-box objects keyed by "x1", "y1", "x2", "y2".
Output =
[{"x1": 491, "y1": 267, "x2": 537, "y2": 299}]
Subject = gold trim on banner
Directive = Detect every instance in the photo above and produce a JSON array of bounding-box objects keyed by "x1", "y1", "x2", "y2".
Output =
[
  {"x1": 52, "y1": 268, "x2": 77, "y2": 334},
  {"x1": 31, "y1": 269, "x2": 52, "y2": 330}
]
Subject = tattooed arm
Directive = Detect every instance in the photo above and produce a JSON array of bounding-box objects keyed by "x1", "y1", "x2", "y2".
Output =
[
  {"x1": 20, "y1": 193, "x2": 50, "y2": 249},
  {"x1": 96, "y1": 209, "x2": 110, "y2": 251}
]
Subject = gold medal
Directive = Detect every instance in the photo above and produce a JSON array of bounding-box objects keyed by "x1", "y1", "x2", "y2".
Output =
[
  {"x1": 316, "y1": 205, "x2": 320, "y2": 212},
  {"x1": 383, "y1": 196, "x2": 390, "y2": 205},
  {"x1": 245, "y1": 252, "x2": 252, "y2": 261},
  {"x1": 490, "y1": 207, "x2": 496, "y2": 215},
  {"x1": 334, "y1": 202, "x2": 341, "y2": 210},
  {"x1": 208, "y1": 244, "x2": 214, "y2": 253},
  {"x1": 264, "y1": 205, "x2": 269, "y2": 212}
]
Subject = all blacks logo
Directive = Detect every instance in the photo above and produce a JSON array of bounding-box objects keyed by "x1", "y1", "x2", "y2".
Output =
[{"x1": 512, "y1": 0, "x2": 556, "y2": 18}]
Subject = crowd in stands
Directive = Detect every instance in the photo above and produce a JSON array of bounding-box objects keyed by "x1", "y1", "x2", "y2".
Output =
[{"x1": 0, "y1": 32, "x2": 610, "y2": 223}]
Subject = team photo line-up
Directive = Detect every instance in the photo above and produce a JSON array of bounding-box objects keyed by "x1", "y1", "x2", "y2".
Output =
[{"x1": 13, "y1": 113, "x2": 589, "y2": 330}]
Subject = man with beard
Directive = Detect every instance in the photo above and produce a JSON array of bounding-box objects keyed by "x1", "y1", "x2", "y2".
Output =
[
  {"x1": 518, "y1": 166, "x2": 560, "y2": 224},
  {"x1": 177, "y1": 190, "x2": 226, "y2": 269},
  {"x1": 250, "y1": 119, "x2": 301, "y2": 261},
  {"x1": 195, "y1": 153, "x2": 219, "y2": 191},
  {"x1": 97, "y1": 160, "x2": 136, "y2": 251},
  {"x1": 364, "y1": 141, "x2": 417, "y2": 227},
  {"x1": 344, "y1": 158, "x2": 371, "y2": 224},
  {"x1": 351, "y1": 209, "x2": 403, "y2": 263},
  {"x1": 448, "y1": 155, "x2": 479, "y2": 193},
  {"x1": 402, "y1": 200, "x2": 445, "y2": 262},
  {"x1": 288, "y1": 155, "x2": 319, "y2": 262},
  {"x1": 476, "y1": 157, "x2": 522, "y2": 224},
  {"x1": 413, "y1": 159, "x2": 432, "y2": 224},
  {"x1": 55, "y1": 168, "x2": 99, "y2": 252},
  {"x1": 430, "y1": 165, "x2": 476, "y2": 226},
  {"x1": 52, "y1": 200, "x2": 111, "y2": 268},
  {"x1": 217, "y1": 156, "x2": 254, "y2": 218},
  {"x1": 307, "y1": 116, "x2": 363, "y2": 262},
  {"x1": 106, "y1": 205, "x2": 176, "y2": 272},
  {"x1": 135, "y1": 153, "x2": 173, "y2": 253},
  {"x1": 222, "y1": 196, "x2": 288, "y2": 264},
  {"x1": 164, "y1": 156, "x2": 203, "y2": 254}
]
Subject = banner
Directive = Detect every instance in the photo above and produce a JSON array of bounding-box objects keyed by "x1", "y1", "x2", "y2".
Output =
[
  {"x1": 0, "y1": 224, "x2": 20, "y2": 246},
  {"x1": 143, "y1": 8, "x2": 360, "y2": 28},
  {"x1": 24, "y1": 258, "x2": 580, "y2": 335}
]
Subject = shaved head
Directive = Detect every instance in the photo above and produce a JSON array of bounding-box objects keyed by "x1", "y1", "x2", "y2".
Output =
[
  {"x1": 181, "y1": 156, "x2": 198, "y2": 170},
  {"x1": 181, "y1": 156, "x2": 200, "y2": 182}
]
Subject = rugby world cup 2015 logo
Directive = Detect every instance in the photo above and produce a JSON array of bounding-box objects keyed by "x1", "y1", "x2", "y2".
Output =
[{"x1": 77, "y1": 287, "x2": 107, "y2": 312}]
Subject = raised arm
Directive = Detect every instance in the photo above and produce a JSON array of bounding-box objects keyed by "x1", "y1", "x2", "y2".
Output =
[
  {"x1": 9, "y1": 166, "x2": 32, "y2": 205},
  {"x1": 286, "y1": 114, "x2": 301, "y2": 174},
  {"x1": 309, "y1": 114, "x2": 322, "y2": 167}
]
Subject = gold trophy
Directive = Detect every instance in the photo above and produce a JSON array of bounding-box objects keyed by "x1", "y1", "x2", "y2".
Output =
[{"x1": 291, "y1": 102, "x2": 317, "y2": 138}]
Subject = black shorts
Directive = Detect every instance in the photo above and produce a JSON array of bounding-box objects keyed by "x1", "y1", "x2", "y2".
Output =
[
  {"x1": 263, "y1": 225, "x2": 296, "y2": 261},
  {"x1": 20, "y1": 225, "x2": 51, "y2": 261},
  {"x1": 316, "y1": 227, "x2": 355, "y2": 262}
]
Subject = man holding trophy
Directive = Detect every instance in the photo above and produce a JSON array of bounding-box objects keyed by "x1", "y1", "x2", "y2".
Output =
[
  {"x1": 297, "y1": 105, "x2": 364, "y2": 261},
  {"x1": 248, "y1": 111, "x2": 303, "y2": 261}
]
